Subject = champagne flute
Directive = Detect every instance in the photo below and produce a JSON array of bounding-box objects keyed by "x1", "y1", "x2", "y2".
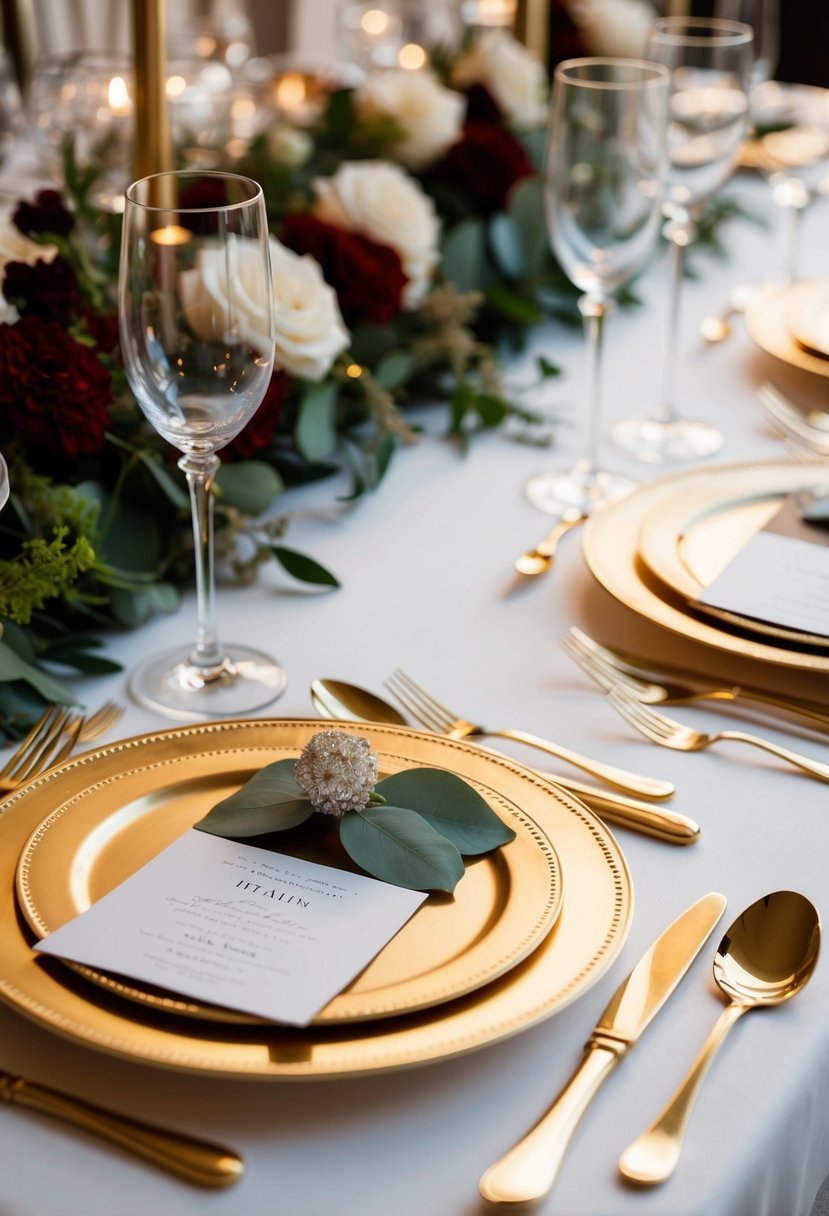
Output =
[
  {"x1": 525, "y1": 58, "x2": 670, "y2": 516},
  {"x1": 119, "y1": 170, "x2": 287, "y2": 719},
  {"x1": 610, "y1": 18, "x2": 753, "y2": 464}
]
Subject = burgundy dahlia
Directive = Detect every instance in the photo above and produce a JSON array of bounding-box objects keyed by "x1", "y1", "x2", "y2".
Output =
[
  {"x1": 12, "y1": 189, "x2": 75, "y2": 238},
  {"x1": 0, "y1": 315, "x2": 113, "y2": 457},
  {"x1": 433, "y1": 121, "x2": 535, "y2": 215},
  {"x1": 3, "y1": 258, "x2": 82, "y2": 326},
  {"x1": 223, "y1": 369, "x2": 289, "y2": 461},
  {"x1": 281, "y1": 214, "x2": 407, "y2": 326}
]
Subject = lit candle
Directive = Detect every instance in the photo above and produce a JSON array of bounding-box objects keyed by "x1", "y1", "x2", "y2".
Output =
[
  {"x1": 107, "y1": 74, "x2": 133, "y2": 118},
  {"x1": 131, "y1": 0, "x2": 172, "y2": 179},
  {"x1": 513, "y1": 0, "x2": 548, "y2": 59},
  {"x1": 476, "y1": 0, "x2": 516, "y2": 26}
]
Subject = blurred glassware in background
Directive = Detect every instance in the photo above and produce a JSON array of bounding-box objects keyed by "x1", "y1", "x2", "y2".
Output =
[
  {"x1": 167, "y1": 0, "x2": 255, "y2": 72},
  {"x1": 336, "y1": 0, "x2": 462, "y2": 75},
  {"x1": 0, "y1": 47, "x2": 25, "y2": 169}
]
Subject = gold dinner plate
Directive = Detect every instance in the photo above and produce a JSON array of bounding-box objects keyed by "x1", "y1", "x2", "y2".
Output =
[
  {"x1": 785, "y1": 279, "x2": 829, "y2": 358},
  {"x1": 16, "y1": 728, "x2": 564, "y2": 1027},
  {"x1": 745, "y1": 280, "x2": 829, "y2": 377},
  {"x1": 637, "y1": 461, "x2": 829, "y2": 649},
  {"x1": 583, "y1": 461, "x2": 829, "y2": 673},
  {"x1": 0, "y1": 720, "x2": 632, "y2": 1079}
]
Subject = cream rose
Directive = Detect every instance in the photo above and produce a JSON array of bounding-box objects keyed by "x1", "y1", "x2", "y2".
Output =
[
  {"x1": 312, "y1": 161, "x2": 440, "y2": 310},
  {"x1": 571, "y1": 0, "x2": 657, "y2": 58},
  {"x1": 355, "y1": 69, "x2": 465, "y2": 170},
  {"x1": 178, "y1": 234, "x2": 274, "y2": 356},
  {"x1": 0, "y1": 216, "x2": 58, "y2": 324},
  {"x1": 452, "y1": 31, "x2": 547, "y2": 129},
  {"x1": 268, "y1": 237, "x2": 350, "y2": 382}
]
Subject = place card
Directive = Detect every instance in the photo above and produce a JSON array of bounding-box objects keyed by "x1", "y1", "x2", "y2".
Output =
[
  {"x1": 35, "y1": 829, "x2": 426, "y2": 1026},
  {"x1": 696, "y1": 495, "x2": 829, "y2": 638}
]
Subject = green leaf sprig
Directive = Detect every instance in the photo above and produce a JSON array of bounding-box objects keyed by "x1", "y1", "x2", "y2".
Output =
[{"x1": 195, "y1": 735, "x2": 515, "y2": 894}]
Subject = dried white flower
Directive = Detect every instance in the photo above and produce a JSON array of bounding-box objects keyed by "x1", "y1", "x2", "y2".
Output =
[{"x1": 295, "y1": 730, "x2": 379, "y2": 816}]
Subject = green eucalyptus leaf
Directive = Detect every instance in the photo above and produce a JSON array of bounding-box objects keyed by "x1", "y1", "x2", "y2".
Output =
[
  {"x1": 339, "y1": 805, "x2": 464, "y2": 892},
  {"x1": 0, "y1": 640, "x2": 77, "y2": 704},
  {"x1": 137, "y1": 452, "x2": 189, "y2": 509},
  {"x1": 489, "y1": 212, "x2": 526, "y2": 280},
  {"x1": 373, "y1": 350, "x2": 415, "y2": 391},
  {"x1": 270, "y1": 545, "x2": 340, "y2": 587},
  {"x1": 196, "y1": 758, "x2": 315, "y2": 837},
  {"x1": 508, "y1": 176, "x2": 548, "y2": 280},
  {"x1": 295, "y1": 381, "x2": 338, "y2": 462},
  {"x1": 375, "y1": 769, "x2": 516, "y2": 855},
  {"x1": 215, "y1": 461, "x2": 283, "y2": 516},
  {"x1": 441, "y1": 217, "x2": 488, "y2": 293}
]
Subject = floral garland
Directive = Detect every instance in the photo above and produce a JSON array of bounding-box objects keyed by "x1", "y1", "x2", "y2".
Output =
[{"x1": 0, "y1": 14, "x2": 752, "y2": 733}]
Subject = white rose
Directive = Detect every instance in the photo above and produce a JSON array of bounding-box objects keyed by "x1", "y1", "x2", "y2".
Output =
[
  {"x1": 0, "y1": 215, "x2": 58, "y2": 324},
  {"x1": 571, "y1": 0, "x2": 657, "y2": 58},
  {"x1": 268, "y1": 238, "x2": 350, "y2": 382},
  {"x1": 452, "y1": 31, "x2": 547, "y2": 129},
  {"x1": 355, "y1": 69, "x2": 465, "y2": 170},
  {"x1": 267, "y1": 122, "x2": 313, "y2": 168},
  {"x1": 312, "y1": 161, "x2": 440, "y2": 310},
  {"x1": 178, "y1": 234, "x2": 274, "y2": 356}
]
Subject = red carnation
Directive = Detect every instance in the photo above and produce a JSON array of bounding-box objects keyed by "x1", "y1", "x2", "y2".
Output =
[
  {"x1": 3, "y1": 258, "x2": 82, "y2": 326},
  {"x1": 223, "y1": 369, "x2": 289, "y2": 461},
  {"x1": 13, "y1": 189, "x2": 75, "y2": 238},
  {"x1": 281, "y1": 213, "x2": 407, "y2": 325},
  {"x1": 433, "y1": 121, "x2": 535, "y2": 214},
  {"x1": 0, "y1": 316, "x2": 113, "y2": 457}
]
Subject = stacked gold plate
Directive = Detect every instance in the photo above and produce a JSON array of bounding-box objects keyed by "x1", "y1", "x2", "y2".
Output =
[
  {"x1": 746, "y1": 278, "x2": 829, "y2": 377},
  {"x1": 0, "y1": 719, "x2": 633, "y2": 1079},
  {"x1": 583, "y1": 460, "x2": 829, "y2": 671}
]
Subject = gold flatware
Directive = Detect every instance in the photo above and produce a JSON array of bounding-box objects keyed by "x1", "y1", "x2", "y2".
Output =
[
  {"x1": 514, "y1": 508, "x2": 586, "y2": 576},
  {"x1": 78, "y1": 699, "x2": 125, "y2": 744},
  {"x1": 563, "y1": 627, "x2": 829, "y2": 730},
  {"x1": 478, "y1": 892, "x2": 727, "y2": 1206},
  {"x1": 310, "y1": 679, "x2": 699, "y2": 845},
  {"x1": 699, "y1": 282, "x2": 759, "y2": 345},
  {"x1": 0, "y1": 1069, "x2": 243, "y2": 1187},
  {"x1": 758, "y1": 381, "x2": 829, "y2": 456},
  {"x1": 619, "y1": 891, "x2": 820, "y2": 1186},
  {"x1": 607, "y1": 686, "x2": 829, "y2": 782},
  {"x1": 384, "y1": 669, "x2": 675, "y2": 800},
  {"x1": 0, "y1": 706, "x2": 78, "y2": 795}
]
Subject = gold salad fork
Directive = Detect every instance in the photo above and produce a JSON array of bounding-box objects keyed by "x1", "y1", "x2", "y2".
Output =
[
  {"x1": 384, "y1": 669, "x2": 674, "y2": 799},
  {"x1": 607, "y1": 686, "x2": 829, "y2": 783},
  {"x1": 563, "y1": 627, "x2": 829, "y2": 730},
  {"x1": 0, "y1": 700, "x2": 125, "y2": 795}
]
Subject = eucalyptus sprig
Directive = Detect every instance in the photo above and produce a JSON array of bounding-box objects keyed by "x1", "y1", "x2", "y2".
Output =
[{"x1": 195, "y1": 729, "x2": 516, "y2": 893}]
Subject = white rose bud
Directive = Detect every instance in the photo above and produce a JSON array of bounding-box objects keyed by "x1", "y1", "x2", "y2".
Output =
[
  {"x1": 269, "y1": 237, "x2": 350, "y2": 382},
  {"x1": 267, "y1": 122, "x2": 313, "y2": 168},
  {"x1": 571, "y1": 0, "x2": 657, "y2": 58},
  {"x1": 452, "y1": 30, "x2": 547, "y2": 129},
  {"x1": 355, "y1": 69, "x2": 465, "y2": 170},
  {"x1": 0, "y1": 215, "x2": 58, "y2": 325},
  {"x1": 312, "y1": 161, "x2": 440, "y2": 310}
]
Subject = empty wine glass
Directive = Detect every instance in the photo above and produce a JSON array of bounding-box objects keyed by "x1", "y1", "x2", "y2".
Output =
[
  {"x1": 119, "y1": 170, "x2": 286, "y2": 719},
  {"x1": 525, "y1": 58, "x2": 670, "y2": 516},
  {"x1": 610, "y1": 18, "x2": 753, "y2": 464}
]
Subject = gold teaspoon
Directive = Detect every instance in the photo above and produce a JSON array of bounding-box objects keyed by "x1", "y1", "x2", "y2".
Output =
[
  {"x1": 618, "y1": 890, "x2": 820, "y2": 1186},
  {"x1": 515, "y1": 508, "x2": 586, "y2": 576}
]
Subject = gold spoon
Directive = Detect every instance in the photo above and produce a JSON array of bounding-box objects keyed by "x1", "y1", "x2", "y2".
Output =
[
  {"x1": 618, "y1": 890, "x2": 820, "y2": 1186},
  {"x1": 699, "y1": 282, "x2": 765, "y2": 344},
  {"x1": 515, "y1": 507, "x2": 586, "y2": 576}
]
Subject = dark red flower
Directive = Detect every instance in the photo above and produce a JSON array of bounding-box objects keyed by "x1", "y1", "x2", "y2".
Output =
[
  {"x1": 0, "y1": 316, "x2": 112, "y2": 457},
  {"x1": 84, "y1": 309, "x2": 120, "y2": 353},
  {"x1": 433, "y1": 121, "x2": 535, "y2": 214},
  {"x1": 177, "y1": 177, "x2": 231, "y2": 236},
  {"x1": 223, "y1": 369, "x2": 289, "y2": 461},
  {"x1": 463, "y1": 83, "x2": 504, "y2": 125},
  {"x1": 548, "y1": 0, "x2": 589, "y2": 71},
  {"x1": 3, "y1": 257, "x2": 82, "y2": 325},
  {"x1": 281, "y1": 214, "x2": 407, "y2": 325},
  {"x1": 12, "y1": 189, "x2": 75, "y2": 238}
]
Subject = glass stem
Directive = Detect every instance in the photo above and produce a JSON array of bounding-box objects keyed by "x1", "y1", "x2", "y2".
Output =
[
  {"x1": 781, "y1": 201, "x2": 803, "y2": 286},
  {"x1": 179, "y1": 452, "x2": 223, "y2": 671},
  {"x1": 578, "y1": 292, "x2": 610, "y2": 480},
  {"x1": 658, "y1": 215, "x2": 697, "y2": 426}
]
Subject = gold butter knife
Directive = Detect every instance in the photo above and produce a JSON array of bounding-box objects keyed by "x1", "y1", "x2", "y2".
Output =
[
  {"x1": 0, "y1": 1070, "x2": 244, "y2": 1187},
  {"x1": 478, "y1": 891, "x2": 727, "y2": 1206}
]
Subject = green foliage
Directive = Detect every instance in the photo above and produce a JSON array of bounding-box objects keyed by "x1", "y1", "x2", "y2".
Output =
[{"x1": 0, "y1": 527, "x2": 94, "y2": 625}]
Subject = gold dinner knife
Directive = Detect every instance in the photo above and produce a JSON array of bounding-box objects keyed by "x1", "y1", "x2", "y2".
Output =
[
  {"x1": 478, "y1": 891, "x2": 727, "y2": 1206},
  {"x1": 0, "y1": 1070, "x2": 244, "y2": 1187}
]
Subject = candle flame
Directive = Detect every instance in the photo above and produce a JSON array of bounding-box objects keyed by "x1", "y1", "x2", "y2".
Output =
[
  {"x1": 107, "y1": 75, "x2": 132, "y2": 117},
  {"x1": 150, "y1": 225, "x2": 193, "y2": 247},
  {"x1": 275, "y1": 73, "x2": 307, "y2": 111},
  {"x1": 361, "y1": 9, "x2": 390, "y2": 35},
  {"x1": 398, "y1": 43, "x2": 427, "y2": 70}
]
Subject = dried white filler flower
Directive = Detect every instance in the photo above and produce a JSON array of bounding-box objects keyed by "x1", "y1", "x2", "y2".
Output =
[{"x1": 295, "y1": 730, "x2": 379, "y2": 817}]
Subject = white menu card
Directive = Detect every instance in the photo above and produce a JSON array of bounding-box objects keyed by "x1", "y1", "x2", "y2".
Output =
[{"x1": 35, "y1": 829, "x2": 427, "y2": 1026}]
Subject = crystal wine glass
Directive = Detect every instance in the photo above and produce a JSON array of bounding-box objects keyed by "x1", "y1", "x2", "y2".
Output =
[
  {"x1": 525, "y1": 58, "x2": 670, "y2": 516},
  {"x1": 610, "y1": 18, "x2": 753, "y2": 464},
  {"x1": 119, "y1": 170, "x2": 286, "y2": 719}
]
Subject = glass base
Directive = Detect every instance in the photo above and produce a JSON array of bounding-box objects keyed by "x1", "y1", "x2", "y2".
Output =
[
  {"x1": 610, "y1": 415, "x2": 723, "y2": 465},
  {"x1": 129, "y1": 643, "x2": 287, "y2": 721},
  {"x1": 525, "y1": 464, "x2": 637, "y2": 516}
]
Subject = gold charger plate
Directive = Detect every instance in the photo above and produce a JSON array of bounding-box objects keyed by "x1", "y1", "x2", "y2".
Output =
[
  {"x1": 16, "y1": 729, "x2": 563, "y2": 1026},
  {"x1": 583, "y1": 461, "x2": 829, "y2": 673},
  {"x1": 637, "y1": 461, "x2": 829, "y2": 649},
  {"x1": 745, "y1": 281, "x2": 829, "y2": 378},
  {"x1": 0, "y1": 720, "x2": 632, "y2": 1079}
]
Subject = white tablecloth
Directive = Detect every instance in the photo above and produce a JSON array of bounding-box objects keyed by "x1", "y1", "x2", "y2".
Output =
[{"x1": 2, "y1": 170, "x2": 829, "y2": 1216}]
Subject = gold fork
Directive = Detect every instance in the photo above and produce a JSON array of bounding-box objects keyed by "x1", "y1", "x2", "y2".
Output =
[
  {"x1": 564, "y1": 627, "x2": 829, "y2": 730},
  {"x1": 0, "y1": 706, "x2": 81, "y2": 795},
  {"x1": 384, "y1": 669, "x2": 675, "y2": 800},
  {"x1": 607, "y1": 686, "x2": 829, "y2": 783},
  {"x1": 78, "y1": 700, "x2": 125, "y2": 744}
]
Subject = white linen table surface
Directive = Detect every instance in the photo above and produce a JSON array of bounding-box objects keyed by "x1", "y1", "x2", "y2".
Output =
[{"x1": 1, "y1": 163, "x2": 828, "y2": 1216}]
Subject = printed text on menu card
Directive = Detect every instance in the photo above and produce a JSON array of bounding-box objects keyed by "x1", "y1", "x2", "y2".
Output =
[{"x1": 35, "y1": 829, "x2": 426, "y2": 1025}]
